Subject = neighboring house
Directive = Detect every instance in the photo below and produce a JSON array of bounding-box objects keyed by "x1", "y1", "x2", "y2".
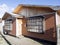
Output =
[
  {"x1": 2, "y1": 4, "x2": 60, "y2": 43},
  {"x1": 2, "y1": 12, "x2": 23, "y2": 37}
]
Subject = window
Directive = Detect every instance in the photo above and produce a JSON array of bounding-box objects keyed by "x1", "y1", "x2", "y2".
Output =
[
  {"x1": 26, "y1": 16, "x2": 44, "y2": 33},
  {"x1": 5, "y1": 19, "x2": 12, "y2": 30}
]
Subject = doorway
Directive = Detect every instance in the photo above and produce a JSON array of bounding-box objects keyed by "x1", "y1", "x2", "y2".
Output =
[{"x1": 16, "y1": 19, "x2": 22, "y2": 37}]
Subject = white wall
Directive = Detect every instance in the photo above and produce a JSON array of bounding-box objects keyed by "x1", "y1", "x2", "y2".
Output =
[
  {"x1": 56, "y1": 12, "x2": 60, "y2": 26},
  {"x1": 19, "y1": 7, "x2": 51, "y2": 17},
  {"x1": 56, "y1": 12, "x2": 60, "y2": 45},
  {"x1": 0, "y1": 20, "x2": 4, "y2": 34}
]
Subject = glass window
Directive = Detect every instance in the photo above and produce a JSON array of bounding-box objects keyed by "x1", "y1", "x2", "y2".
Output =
[
  {"x1": 5, "y1": 19, "x2": 12, "y2": 30},
  {"x1": 26, "y1": 16, "x2": 44, "y2": 33}
]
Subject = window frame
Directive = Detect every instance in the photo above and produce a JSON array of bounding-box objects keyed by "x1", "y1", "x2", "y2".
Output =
[
  {"x1": 26, "y1": 16, "x2": 45, "y2": 33},
  {"x1": 5, "y1": 19, "x2": 12, "y2": 30}
]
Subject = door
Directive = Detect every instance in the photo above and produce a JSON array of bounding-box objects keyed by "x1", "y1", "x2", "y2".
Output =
[{"x1": 16, "y1": 19, "x2": 22, "y2": 36}]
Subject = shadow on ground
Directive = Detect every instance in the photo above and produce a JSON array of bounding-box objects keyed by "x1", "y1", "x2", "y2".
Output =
[
  {"x1": 1, "y1": 33, "x2": 57, "y2": 45},
  {"x1": 24, "y1": 36, "x2": 57, "y2": 45},
  {"x1": 1, "y1": 34, "x2": 12, "y2": 45}
]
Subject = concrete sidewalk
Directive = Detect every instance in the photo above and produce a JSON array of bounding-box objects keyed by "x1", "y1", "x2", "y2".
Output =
[
  {"x1": 3, "y1": 35, "x2": 56, "y2": 45},
  {"x1": 0, "y1": 34, "x2": 8, "y2": 45},
  {"x1": 3, "y1": 35, "x2": 43, "y2": 45}
]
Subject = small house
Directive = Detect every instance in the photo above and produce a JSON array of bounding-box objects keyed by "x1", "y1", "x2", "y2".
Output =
[
  {"x1": 2, "y1": 4, "x2": 60, "y2": 43},
  {"x1": 2, "y1": 12, "x2": 23, "y2": 37}
]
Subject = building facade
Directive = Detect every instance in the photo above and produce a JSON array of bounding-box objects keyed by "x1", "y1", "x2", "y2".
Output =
[{"x1": 2, "y1": 4, "x2": 60, "y2": 43}]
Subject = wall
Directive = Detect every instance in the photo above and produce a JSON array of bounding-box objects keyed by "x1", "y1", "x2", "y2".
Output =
[
  {"x1": 19, "y1": 7, "x2": 55, "y2": 17},
  {"x1": 56, "y1": 12, "x2": 60, "y2": 26},
  {"x1": 17, "y1": 7, "x2": 56, "y2": 42},
  {"x1": 22, "y1": 14, "x2": 57, "y2": 42},
  {"x1": 9, "y1": 19, "x2": 16, "y2": 36},
  {"x1": 56, "y1": 12, "x2": 60, "y2": 45},
  {"x1": 0, "y1": 21, "x2": 3, "y2": 34}
]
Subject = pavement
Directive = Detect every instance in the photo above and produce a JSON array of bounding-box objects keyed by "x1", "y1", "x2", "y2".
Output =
[
  {"x1": 0, "y1": 32, "x2": 56, "y2": 45},
  {"x1": 0, "y1": 34, "x2": 8, "y2": 45},
  {"x1": 57, "y1": 37, "x2": 60, "y2": 45},
  {"x1": 3, "y1": 35, "x2": 43, "y2": 45},
  {"x1": 3, "y1": 34, "x2": 56, "y2": 45}
]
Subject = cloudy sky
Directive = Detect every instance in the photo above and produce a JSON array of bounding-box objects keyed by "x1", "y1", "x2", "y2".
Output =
[{"x1": 0, "y1": 0, "x2": 60, "y2": 18}]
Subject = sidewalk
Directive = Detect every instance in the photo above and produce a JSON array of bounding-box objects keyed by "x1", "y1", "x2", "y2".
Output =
[
  {"x1": 3, "y1": 34, "x2": 56, "y2": 45},
  {"x1": 0, "y1": 34, "x2": 8, "y2": 45},
  {"x1": 4, "y1": 35, "x2": 43, "y2": 45}
]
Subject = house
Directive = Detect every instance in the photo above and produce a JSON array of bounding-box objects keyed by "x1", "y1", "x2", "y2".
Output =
[
  {"x1": 2, "y1": 4, "x2": 60, "y2": 43},
  {"x1": 2, "y1": 12, "x2": 24, "y2": 37}
]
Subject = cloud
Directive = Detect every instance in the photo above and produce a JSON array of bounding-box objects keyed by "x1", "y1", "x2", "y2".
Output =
[{"x1": 0, "y1": 4, "x2": 14, "y2": 18}]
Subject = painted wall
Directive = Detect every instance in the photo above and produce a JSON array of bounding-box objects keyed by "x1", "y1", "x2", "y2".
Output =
[
  {"x1": 13, "y1": 6, "x2": 56, "y2": 42},
  {"x1": 18, "y1": 7, "x2": 54, "y2": 17},
  {"x1": 56, "y1": 12, "x2": 60, "y2": 45},
  {"x1": 22, "y1": 14, "x2": 57, "y2": 42},
  {"x1": 0, "y1": 20, "x2": 4, "y2": 34},
  {"x1": 8, "y1": 18, "x2": 16, "y2": 36},
  {"x1": 56, "y1": 12, "x2": 60, "y2": 26}
]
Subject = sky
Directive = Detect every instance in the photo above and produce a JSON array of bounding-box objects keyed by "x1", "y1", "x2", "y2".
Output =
[{"x1": 0, "y1": 0, "x2": 60, "y2": 18}]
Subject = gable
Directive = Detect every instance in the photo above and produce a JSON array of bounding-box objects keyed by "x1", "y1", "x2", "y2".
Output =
[
  {"x1": 2, "y1": 12, "x2": 12, "y2": 20},
  {"x1": 13, "y1": 4, "x2": 55, "y2": 14},
  {"x1": 17, "y1": 6, "x2": 55, "y2": 17}
]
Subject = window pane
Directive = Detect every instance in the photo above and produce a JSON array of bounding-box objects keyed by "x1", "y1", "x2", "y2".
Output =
[
  {"x1": 27, "y1": 16, "x2": 44, "y2": 33},
  {"x1": 5, "y1": 19, "x2": 12, "y2": 30}
]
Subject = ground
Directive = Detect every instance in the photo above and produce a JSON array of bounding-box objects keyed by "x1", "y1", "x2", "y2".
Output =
[
  {"x1": 0, "y1": 33, "x2": 56, "y2": 45},
  {"x1": 0, "y1": 34, "x2": 8, "y2": 45}
]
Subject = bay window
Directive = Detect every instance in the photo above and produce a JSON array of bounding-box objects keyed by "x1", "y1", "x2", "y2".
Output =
[{"x1": 26, "y1": 16, "x2": 45, "y2": 33}]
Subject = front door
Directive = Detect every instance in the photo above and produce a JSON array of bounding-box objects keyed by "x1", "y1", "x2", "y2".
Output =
[{"x1": 16, "y1": 19, "x2": 22, "y2": 37}]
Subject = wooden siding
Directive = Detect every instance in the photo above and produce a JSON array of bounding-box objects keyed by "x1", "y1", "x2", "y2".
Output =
[{"x1": 18, "y1": 7, "x2": 55, "y2": 17}]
